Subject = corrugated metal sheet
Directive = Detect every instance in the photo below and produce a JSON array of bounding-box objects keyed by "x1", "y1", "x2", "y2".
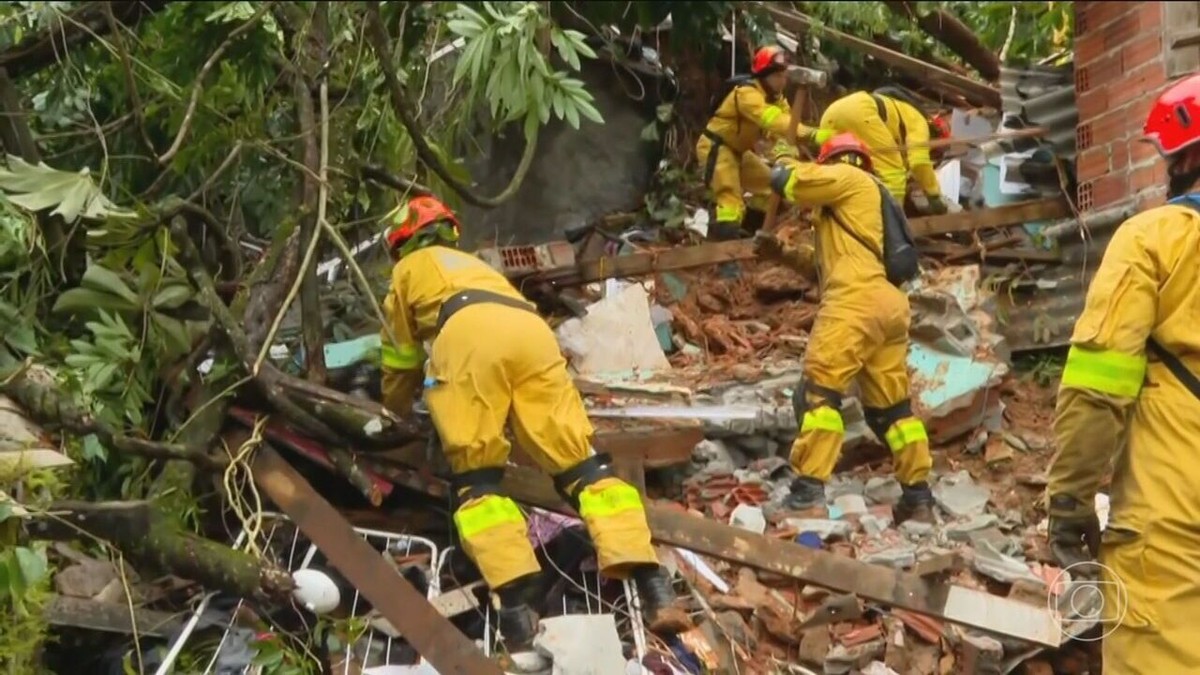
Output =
[
  {"x1": 996, "y1": 64, "x2": 1077, "y2": 194},
  {"x1": 992, "y1": 204, "x2": 1134, "y2": 352}
]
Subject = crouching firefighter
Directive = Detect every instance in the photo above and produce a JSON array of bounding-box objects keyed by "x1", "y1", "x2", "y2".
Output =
[
  {"x1": 755, "y1": 134, "x2": 935, "y2": 522},
  {"x1": 696, "y1": 45, "x2": 827, "y2": 241},
  {"x1": 377, "y1": 196, "x2": 679, "y2": 653}
]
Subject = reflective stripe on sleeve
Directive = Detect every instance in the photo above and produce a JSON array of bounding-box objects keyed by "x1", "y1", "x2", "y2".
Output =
[{"x1": 1061, "y1": 346, "x2": 1147, "y2": 398}]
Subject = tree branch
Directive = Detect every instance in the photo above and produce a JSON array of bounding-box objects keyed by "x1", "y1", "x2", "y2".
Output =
[
  {"x1": 169, "y1": 218, "x2": 385, "y2": 505},
  {"x1": 157, "y1": 2, "x2": 273, "y2": 166},
  {"x1": 360, "y1": 164, "x2": 433, "y2": 196},
  {"x1": 0, "y1": 1, "x2": 170, "y2": 80},
  {"x1": 883, "y1": 1, "x2": 1001, "y2": 82},
  {"x1": 361, "y1": 1, "x2": 539, "y2": 208}
]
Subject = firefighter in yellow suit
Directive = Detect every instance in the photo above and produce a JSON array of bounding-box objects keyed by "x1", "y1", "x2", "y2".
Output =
[
  {"x1": 754, "y1": 134, "x2": 934, "y2": 522},
  {"x1": 377, "y1": 196, "x2": 677, "y2": 652},
  {"x1": 808, "y1": 87, "x2": 951, "y2": 214},
  {"x1": 696, "y1": 45, "x2": 829, "y2": 240},
  {"x1": 1047, "y1": 74, "x2": 1200, "y2": 674}
]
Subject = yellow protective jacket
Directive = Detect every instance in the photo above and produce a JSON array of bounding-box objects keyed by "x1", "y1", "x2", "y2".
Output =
[
  {"x1": 703, "y1": 80, "x2": 807, "y2": 154},
  {"x1": 818, "y1": 92, "x2": 942, "y2": 200},
  {"x1": 1049, "y1": 203, "x2": 1200, "y2": 529},
  {"x1": 773, "y1": 158, "x2": 890, "y2": 298},
  {"x1": 379, "y1": 245, "x2": 533, "y2": 415}
]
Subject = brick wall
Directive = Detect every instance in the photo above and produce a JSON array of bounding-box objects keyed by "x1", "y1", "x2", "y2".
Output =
[{"x1": 1074, "y1": 2, "x2": 1171, "y2": 212}]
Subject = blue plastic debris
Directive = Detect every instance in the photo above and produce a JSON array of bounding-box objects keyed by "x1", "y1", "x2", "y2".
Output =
[{"x1": 796, "y1": 532, "x2": 823, "y2": 549}]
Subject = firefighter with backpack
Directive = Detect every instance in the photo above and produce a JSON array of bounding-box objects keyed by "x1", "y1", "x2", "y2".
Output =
[
  {"x1": 696, "y1": 45, "x2": 828, "y2": 241},
  {"x1": 1046, "y1": 73, "x2": 1200, "y2": 674},
  {"x1": 753, "y1": 133, "x2": 935, "y2": 523},
  {"x1": 812, "y1": 87, "x2": 952, "y2": 215}
]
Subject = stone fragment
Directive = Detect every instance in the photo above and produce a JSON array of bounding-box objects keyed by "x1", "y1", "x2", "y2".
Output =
[
  {"x1": 729, "y1": 504, "x2": 767, "y2": 534},
  {"x1": 533, "y1": 614, "x2": 625, "y2": 674},
  {"x1": 970, "y1": 540, "x2": 1040, "y2": 584},
  {"x1": 865, "y1": 476, "x2": 904, "y2": 505},
  {"x1": 933, "y1": 471, "x2": 990, "y2": 518},
  {"x1": 899, "y1": 519, "x2": 935, "y2": 539},
  {"x1": 784, "y1": 518, "x2": 854, "y2": 540},
  {"x1": 944, "y1": 514, "x2": 1000, "y2": 541},
  {"x1": 833, "y1": 493, "x2": 869, "y2": 517}
]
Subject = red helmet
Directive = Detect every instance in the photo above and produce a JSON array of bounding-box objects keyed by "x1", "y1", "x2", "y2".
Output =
[
  {"x1": 751, "y1": 45, "x2": 789, "y2": 77},
  {"x1": 1144, "y1": 73, "x2": 1200, "y2": 157},
  {"x1": 817, "y1": 132, "x2": 874, "y2": 174},
  {"x1": 929, "y1": 114, "x2": 951, "y2": 140},
  {"x1": 384, "y1": 196, "x2": 461, "y2": 252}
]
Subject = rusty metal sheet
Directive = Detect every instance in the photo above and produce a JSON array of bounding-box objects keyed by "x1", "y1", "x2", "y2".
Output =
[{"x1": 252, "y1": 447, "x2": 502, "y2": 675}]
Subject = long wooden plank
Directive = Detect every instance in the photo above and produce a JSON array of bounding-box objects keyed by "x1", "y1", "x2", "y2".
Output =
[
  {"x1": 363, "y1": 458, "x2": 1061, "y2": 647},
  {"x1": 546, "y1": 240, "x2": 755, "y2": 286},
  {"x1": 910, "y1": 197, "x2": 1070, "y2": 237},
  {"x1": 759, "y1": 4, "x2": 1001, "y2": 108},
  {"x1": 252, "y1": 446, "x2": 503, "y2": 675},
  {"x1": 44, "y1": 595, "x2": 183, "y2": 638}
]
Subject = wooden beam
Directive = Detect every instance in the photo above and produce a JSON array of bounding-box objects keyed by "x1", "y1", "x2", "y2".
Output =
[
  {"x1": 543, "y1": 240, "x2": 755, "y2": 287},
  {"x1": 910, "y1": 197, "x2": 1070, "y2": 237},
  {"x1": 757, "y1": 4, "x2": 1001, "y2": 109},
  {"x1": 362, "y1": 457, "x2": 1062, "y2": 647},
  {"x1": 44, "y1": 595, "x2": 183, "y2": 638},
  {"x1": 251, "y1": 445, "x2": 503, "y2": 675}
]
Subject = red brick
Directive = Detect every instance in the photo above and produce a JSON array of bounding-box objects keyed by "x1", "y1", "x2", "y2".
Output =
[
  {"x1": 1076, "y1": 31, "x2": 1105, "y2": 66},
  {"x1": 1109, "y1": 62, "x2": 1168, "y2": 108},
  {"x1": 1076, "y1": 87, "x2": 1109, "y2": 122},
  {"x1": 1092, "y1": 172, "x2": 1131, "y2": 210},
  {"x1": 1122, "y1": 33, "x2": 1163, "y2": 73},
  {"x1": 1137, "y1": 2, "x2": 1164, "y2": 32},
  {"x1": 1131, "y1": 136, "x2": 1161, "y2": 164},
  {"x1": 1077, "y1": 147, "x2": 1111, "y2": 182},
  {"x1": 1112, "y1": 141, "x2": 1130, "y2": 172},
  {"x1": 1080, "y1": 2, "x2": 1138, "y2": 35},
  {"x1": 1077, "y1": 54, "x2": 1121, "y2": 94},
  {"x1": 1103, "y1": 11, "x2": 1143, "y2": 51},
  {"x1": 1091, "y1": 109, "x2": 1130, "y2": 147},
  {"x1": 1130, "y1": 161, "x2": 1167, "y2": 192}
]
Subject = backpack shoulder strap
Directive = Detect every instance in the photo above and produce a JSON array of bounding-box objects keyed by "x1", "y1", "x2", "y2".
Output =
[
  {"x1": 1148, "y1": 338, "x2": 1200, "y2": 403},
  {"x1": 825, "y1": 205, "x2": 883, "y2": 261}
]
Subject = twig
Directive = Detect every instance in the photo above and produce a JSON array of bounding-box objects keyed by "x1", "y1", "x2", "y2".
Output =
[
  {"x1": 999, "y1": 6, "x2": 1018, "y2": 64},
  {"x1": 100, "y1": 1, "x2": 154, "y2": 156},
  {"x1": 361, "y1": 1, "x2": 539, "y2": 208},
  {"x1": 360, "y1": 164, "x2": 433, "y2": 196},
  {"x1": 186, "y1": 141, "x2": 245, "y2": 203},
  {"x1": 157, "y1": 3, "x2": 273, "y2": 166}
]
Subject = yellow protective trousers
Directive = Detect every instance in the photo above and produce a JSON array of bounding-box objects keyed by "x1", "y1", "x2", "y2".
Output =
[
  {"x1": 695, "y1": 134, "x2": 773, "y2": 227},
  {"x1": 819, "y1": 92, "x2": 908, "y2": 202},
  {"x1": 425, "y1": 302, "x2": 658, "y2": 590},
  {"x1": 789, "y1": 283, "x2": 932, "y2": 485}
]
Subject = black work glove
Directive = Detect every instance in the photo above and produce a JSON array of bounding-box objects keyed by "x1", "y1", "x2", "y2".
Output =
[
  {"x1": 753, "y1": 230, "x2": 784, "y2": 260},
  {"x1": 1047, "y1": 494, "x2": 1101, "y2": 571},
  {"x1": 925, "y1": 195, "x2": 950, "y2": 215}
]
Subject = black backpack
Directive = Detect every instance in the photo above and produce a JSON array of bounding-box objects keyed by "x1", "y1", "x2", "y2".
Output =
[{"x1": 825, "y1": 179, "x2": 921, "y2": 287}]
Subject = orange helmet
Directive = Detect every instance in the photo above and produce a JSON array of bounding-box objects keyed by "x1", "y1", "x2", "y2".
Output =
[
  {"x1": 1144, "y1": 73, "x2": 1200, "y2": 157},
  {"x1": 929, "y1": 114, "x2": 951, "y2": 140},
  {"x1": 751, "y1": 45, "x2": 789, "y2": 77},
  {"x1": 383, "y1": 196, "x2": 461, "y2": 253},
  {"x1": 817, "y1": 132, "x2": 874, "y2": 174}
]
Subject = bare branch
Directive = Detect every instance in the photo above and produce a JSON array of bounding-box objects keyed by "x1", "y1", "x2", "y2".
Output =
[{"x1": 100, "y1": 2, "x2": 155, "y2": 156}]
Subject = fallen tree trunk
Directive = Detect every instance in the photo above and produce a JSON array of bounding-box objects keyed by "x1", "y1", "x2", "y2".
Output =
[
  {"x1": 24, "y1": 500, "x2": 294, "y2": 600},
  {"x1": 883, "y1": 1, "x2": 1002, "y2": 82}
]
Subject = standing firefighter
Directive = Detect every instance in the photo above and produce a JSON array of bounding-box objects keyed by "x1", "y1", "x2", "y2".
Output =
[
  {"x1": 755, "y1": 134, "x2": 935, "y2": 522},
  {"x1": 697, "y1": 45, "x2": 824, "y2": 240},
  {"x1": 1047, "y1": 73, "x2": 1200, "y2": 673},
  {"x1": 808, "y1": 87, "x2": 951, "y2": 214},
  {"x1": 377, "y1": 196, "x2": 678, "y2": 653}
]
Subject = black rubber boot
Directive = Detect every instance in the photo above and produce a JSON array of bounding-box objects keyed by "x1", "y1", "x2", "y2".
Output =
[
  {"x1": 631, "y1": 564, "x2": 687, "y2": 633},
  {"x1": 708, "y1": 221, "x2": 747, "y2": 241},
  {"x1": 895, "y1": 481, "x2": 936, "y2": 524},
  {"x1": 496, "y1": 575, "x2": 543, "y2": 652},
  {"x1": 783, "y1": 476, "x2": 826, "y2": 511},
  {"x1": 741, "y1": 207, "x2": 767, "y2": 235}
]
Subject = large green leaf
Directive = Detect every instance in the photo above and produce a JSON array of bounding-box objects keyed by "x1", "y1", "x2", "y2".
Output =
[{"x1": 0, "y1": 155, "x2": 135, "y2": 224}]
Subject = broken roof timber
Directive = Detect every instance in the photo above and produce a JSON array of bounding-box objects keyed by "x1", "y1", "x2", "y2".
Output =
[
  {"x1": 910, "y1": 197, "x2": 1070, "y2": 237},
  {"x1": 756, "y1": 4, "x2": 1002, "y2": 109},
  {"x1": 364, "y1": 454, "x2": 1062, "y2": 648},
  {"x1": 542, "y1": 240, "x2": 755, "y2": 287},
  {"x1": 251, "y1": 445, "x2": 505, "y2": 675}
]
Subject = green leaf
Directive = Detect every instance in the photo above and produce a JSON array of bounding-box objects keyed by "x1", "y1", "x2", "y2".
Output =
[
  {"x1": 152, "y1": 285, "x2": 192, "y2": 310},
  {"x1": 81, "y1": 434, "x2": 108, "y2": 462},
  {"x1": 152, "y1": 314, "x2": 191, "y2": 355},
  {"x1": 640, "y1": 120, "x2": 660, "y2": 142},
  {"x1": 565, "y1": 30, "x2": 596, "y2": 59},
  {"x1": 0, "y1": 155, "x2": 136, "y2": 223},
  {"x1": 0, "y1": 502, "x2": 12, "y2": 524},
  {"x1": 573, "y1": 96, "x2": 604, "y2": 125},
  {"x1": 563, "y1": 102, "x2": 581, "y2": 130},
  {"x1": 80, "y1": 265, "x2": 140, "y2": 305},
  {"x1": 446, "y1": 19, "x2": 482, "y2": 39},
  {"x1": 52, "y1": 287, "x2": 140, "y2": 315},
  {"x1": 13, "y1": 547, "x2": 46, "y2": 588}
]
